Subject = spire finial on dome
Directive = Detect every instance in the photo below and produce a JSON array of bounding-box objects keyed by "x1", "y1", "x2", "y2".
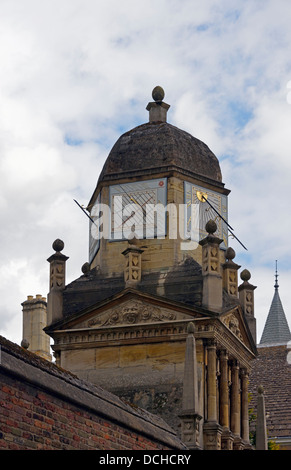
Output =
[
  {"x1": 275, "y1": 260, "x2": 279, "y2": 290},
  {"x1": 146, "y1": 86, "x2": 170, "y2": 123}
]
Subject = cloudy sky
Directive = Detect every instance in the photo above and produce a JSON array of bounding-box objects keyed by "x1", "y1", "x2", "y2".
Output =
[{"x1": 0, "y1": 0, "x2": 291, "y2": 347}]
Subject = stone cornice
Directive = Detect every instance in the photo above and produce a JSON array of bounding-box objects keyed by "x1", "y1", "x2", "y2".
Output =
[{"x1": 50, "y1": 316, "x2": 255, "y2": 368}]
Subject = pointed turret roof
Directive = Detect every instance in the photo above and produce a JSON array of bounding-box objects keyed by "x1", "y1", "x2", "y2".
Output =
[{"x1": 259, "y1": 262, "x2": 291, "y2": 346}]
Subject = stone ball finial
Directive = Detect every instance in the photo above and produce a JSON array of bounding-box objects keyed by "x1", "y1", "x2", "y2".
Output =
[
  {"x1": 187, "y1": 322, "x2": 195, "y2": 335},
  {"x1": 205, "y1": 219, "x2": 217, "y2": 234},
  {"x1": 81, "y1": 262, "x2": 90, "y2": 275},
  {"x1": 258, "y1": 385, "x2": 264, "y2": 395},
  {"x1": 152, "y1": 86, "x2": 165, "y2": 102},
  {"x1": 240, "y1": 269, "x2": 251, "y2": 282},
  {"x1": 225, "y1": 247, "x2": 236, "y2": 261},
  {"x1": 21, "y1": 339, "x2": 30, "y2": 349},
  {"x1": 52, "y1": 239, "x2": 64, "y2": 252}
]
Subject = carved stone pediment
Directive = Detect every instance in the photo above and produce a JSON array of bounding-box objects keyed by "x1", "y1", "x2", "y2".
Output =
[{"x1": 76, "y1": 299, "x2": 194, "y2": 329}]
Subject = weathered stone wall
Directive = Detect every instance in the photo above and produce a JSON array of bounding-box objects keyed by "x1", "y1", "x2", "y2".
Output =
[
  {"x1": 113, "y1": 384, "x2": 184, "y2": 434},
  {"x1": 58, "y1": 334, "x2": 205, "y2": 434},
  {"x1": 59, "y1": 339, "x2": 187, "y2": 433}
]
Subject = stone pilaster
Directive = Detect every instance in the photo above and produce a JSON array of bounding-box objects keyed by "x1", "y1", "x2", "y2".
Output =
[
  {"x1": 47, "y1": 239, "x2": 68, "y2": 326},
  {"x1": 199, "y1": 220, "x2": 223, "y2": 312},
  {"x1": 238, "y1": 269, "x2": 257, "y2": 344}
]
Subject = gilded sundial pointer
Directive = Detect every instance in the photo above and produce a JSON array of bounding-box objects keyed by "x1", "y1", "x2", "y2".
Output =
[{"x1": 196, "y1": 190, "x2": 208, "y2": 202}]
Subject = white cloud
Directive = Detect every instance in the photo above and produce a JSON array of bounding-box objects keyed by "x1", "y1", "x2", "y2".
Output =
[{"x1": 0, "y1": 0, "x2": 291, "y2": 346}]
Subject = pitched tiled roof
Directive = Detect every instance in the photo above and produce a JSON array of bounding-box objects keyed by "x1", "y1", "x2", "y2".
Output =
[{"x1": 249, "y1": 345, "x2": 291, "y2": 443}]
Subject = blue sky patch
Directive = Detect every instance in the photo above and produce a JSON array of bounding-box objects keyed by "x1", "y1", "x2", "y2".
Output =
[{"x1": 65, "y1": 135, "x2": 84, "y2": 146}]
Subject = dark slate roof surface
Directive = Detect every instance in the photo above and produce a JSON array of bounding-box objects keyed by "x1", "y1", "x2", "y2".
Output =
[
  {"x1": 260, "y1": 287, "x2": 291, "y2": 345},
  {"x1": 97, "y1": 121, "x2": 223, "y2": 186},
  {"x1": 249, "y1": 345, "x2": 291, "y2": 442},
  {"x1": 62, "y1": 257, "x2": 204, "y2": 319}
]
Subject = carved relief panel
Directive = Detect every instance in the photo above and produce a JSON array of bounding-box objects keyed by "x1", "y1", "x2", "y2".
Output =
[
  {"x1": 221, "y1": 311, "x2": 244, "y2": 342},
  {"x1": 76, "y1": 299, "x2": 194, "y2": 329}
]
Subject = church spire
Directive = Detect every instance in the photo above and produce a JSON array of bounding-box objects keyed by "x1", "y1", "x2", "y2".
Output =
[
  {"x1": 274, "y1": 259, "x2": 279, "y2": 290},
  {"x1": 259, "y1": 262, "x2": 291, "y2": 346}
]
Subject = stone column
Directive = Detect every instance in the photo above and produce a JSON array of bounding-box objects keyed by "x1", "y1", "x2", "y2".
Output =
[
  {"x1": 219, "y1": 350, "x2": 234, "y2": 450},
  {"x1": 179, "y1": 322, "x2": 202, "y2": 450},
  {"x1": 47, "y1": 239, "x2": 68, "y2": 325},
  {"x1": 207, "y1": 340, "x2": 217, "y2": 422},
  {"x1": 204, "y1": 340, "x2": 222, "y2": 450},
  {"x1": 230, "y1": 360, "x2": 242, "y2": 449},
  {"x1": 241, "y1": 369, "x2": 250, "y2": 444},
  {"x1": 199, "y1": 220, "x2": 223, "y2": 312},
  {"x1": 219, "y1": 350, "x2": 229, "y2": 428}
]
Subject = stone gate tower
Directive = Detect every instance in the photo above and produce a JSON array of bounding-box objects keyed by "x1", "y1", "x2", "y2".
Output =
[{"x1": 44, "y1": 87, "x2": 257, "y2": 450}]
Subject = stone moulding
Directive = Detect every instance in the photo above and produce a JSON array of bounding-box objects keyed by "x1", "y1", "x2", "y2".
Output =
[
  {"x1": 50, "y1": 316, "x2": 254, "y2": 369},
  {"x1": 52, "y1": 320, "x2": 191, "y2": 349}
]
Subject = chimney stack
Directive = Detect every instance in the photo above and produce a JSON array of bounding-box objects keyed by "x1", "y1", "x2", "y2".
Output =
[{"x1": 21, "y1": 295, "x2": 51, "y2": 361}]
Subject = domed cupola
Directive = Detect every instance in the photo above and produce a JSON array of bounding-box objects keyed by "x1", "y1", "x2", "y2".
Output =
[
  {"x1": 88, "y1": 87, "x2": 229, "y2": 273},
  {"x1": 97, "y1": 86, "x2": 222, "y2": 187}
]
